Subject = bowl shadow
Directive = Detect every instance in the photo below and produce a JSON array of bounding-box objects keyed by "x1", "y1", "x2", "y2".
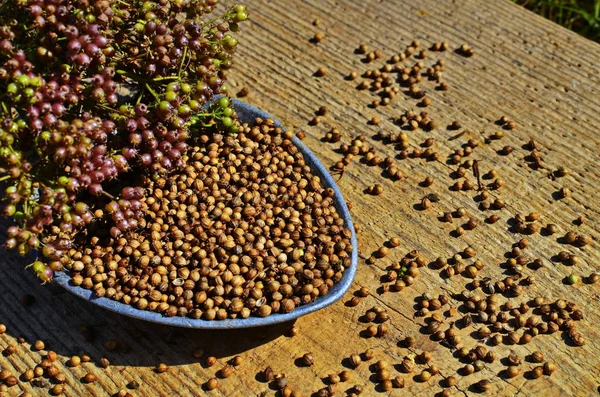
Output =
[{"x1": 0, "y1": 242, "x2": 293, "y2": 367}]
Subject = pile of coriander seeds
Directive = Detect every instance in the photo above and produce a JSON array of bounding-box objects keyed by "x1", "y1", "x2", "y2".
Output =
[{"x1": 64, "y1": 118, "x2": 353, "y2": 320}]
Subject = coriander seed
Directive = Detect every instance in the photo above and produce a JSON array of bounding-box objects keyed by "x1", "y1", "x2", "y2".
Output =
[
  {"x1": 315, "y1": 67, "x2": 328, "y2": 77},
  {"x1": 506, "y1": 365, "x2": 520, "y2": 378},
  {"x1": 83, "y1": 373, "x2": 96, "y2": 383},
  {"x1": 205, "y1": 378, "x2": 219, "y2": 390},
  {"x1": 300, "y1": 353, "x2": 314, "y2": 366},
  {"x1": 543, "y1": 361, "x2": 556, "y2": 375},
  {"x1": 339, "y1": 370, "x2": 350, "y2": 382},
  {"x1": 417, "y1": 370, "x2": 431, "y2": 382}
]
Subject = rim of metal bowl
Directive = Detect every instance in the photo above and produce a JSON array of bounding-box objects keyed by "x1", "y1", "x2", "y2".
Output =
[{"x1": 53, "y1": 99, "x2": 358, "y2": 329}]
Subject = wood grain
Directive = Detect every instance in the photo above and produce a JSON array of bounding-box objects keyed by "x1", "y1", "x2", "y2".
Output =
[{"x1": 1, "y1": 0, "x2": 599, "y2": 396}]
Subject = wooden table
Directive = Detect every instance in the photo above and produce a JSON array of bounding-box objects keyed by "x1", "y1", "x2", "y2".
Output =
[{"x1": 1, "y1": 0, "x2": 599, "y2": 396}]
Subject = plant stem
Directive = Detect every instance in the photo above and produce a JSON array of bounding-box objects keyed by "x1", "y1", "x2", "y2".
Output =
[
  {"x1": 101, "y1": 191, "x2": 116, "y2": 200},
  {"x1": 145, "y1": 83, "x2": 161, "y2": 102}
]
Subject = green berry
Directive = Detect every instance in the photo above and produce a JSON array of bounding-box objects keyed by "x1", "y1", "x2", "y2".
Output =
[
  {"x1": 177, "y1": 104, "x2": 191, "y2": 115},
  {"x1": 235, "y1": 11, "x2": 248, "y2": 22},
  {"x1": 58, "y1": 176, "x2": 70, "y2": 186},
  {"x1": 3, "y1": 204, "x2": 16, "y2": 216},
  {"x1": 7, "y1": 83, "x2": 18, "y2": 94},
  {"x1": 164, "y1": 91, "x2": 178, "y2": 102},
  {"x1": 218, "y1": 97, "x2": 230, "y2": 109},
  {"x1": 223, "y1": 107, "x2": 234, "y2": 117},
  {"x1": 221, "y1": 116, "x2": 233, "y2": 128},
  {"x1": 158, "y1": 101, "x2": 172, "y2": 112},
  {"x1": 17, "y1": 74, "x2": 30, "y2": 86},
  {"x1": 180, "y1": 83, "x2": 191, "y2": 94}
]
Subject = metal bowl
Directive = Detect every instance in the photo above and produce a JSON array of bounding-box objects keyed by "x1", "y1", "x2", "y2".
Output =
[{"x1": 54, "y1": 99, "x2": 358, "y2": 329}]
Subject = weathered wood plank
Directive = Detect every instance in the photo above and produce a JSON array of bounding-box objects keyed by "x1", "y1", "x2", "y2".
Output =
[{"x1": 1, "y1": 0, "x2": 599, "y2": 396}]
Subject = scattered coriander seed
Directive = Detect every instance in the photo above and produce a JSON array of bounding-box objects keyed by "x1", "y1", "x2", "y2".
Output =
[
  {"x1": 564, "y1": 231, "x2": 577, "y2": 244},
  {"x1": 399, "y1": 359, "x2": 414, "y2": 373},
  {"x1": 33, "y1": 340, "x2": 45, "y2": 351},
  {"x1": 392, "y1": 376, "x2": 405, "y2": 388},
  {"x1": 205, "y1": 378, "x2": 219, "y2": 390},
  {"x1": 378, "y1": 369, "x2": 391, "y2": 382},
  {"x1": 313, "y1": 32, "x2": 324, "y2": 43},
  {"x1": 0, "y1": 324, "x2": 5, "y2": 334},
  {"x1": 363, "y1": 349, "x2": 375, "y2": 360},
  {"x1": 23, "y1": 369, "x2": 34, "y2": 381},
  {"x1": 357, "y1": 287, "x2": 369, "y2": 297},
  {"x1": 365, "y1": 324, "x2": 377, "y2": 337},
  {"x1": 69, "y1": 356, "x2": 81, "y2": 367},
  {"x1": 328, "y1": 373, "x2": 340, "y2": 384},
  {"x1": 473, "y1": 360, "x2": 485, "y2": 372},
  {"x1": 192, "y1": 349, "x2": 205, "y2": 359},
  {"x1": 531, "y1": 367, "x2": 543, "y2": 379},
  {"x1": 575, "y1": 234, "x2": 590, "y2": 246},
  {"x1": 237, "y1": 87, "x2": 249, "y2": 97},
  {"x1": 206, "y1": 356, "x2": 217, "y2": 367},
  {"x1": 156, "y1": 363, "x2": 169, "y2": 373},
  {"x1": 377, "y1": 246, "x2": 390, "y2": 258},
  {"x1": 83, "y1": 373, "x2": 96, "y2": 383},
  {"x1": 263, "y1": 367, "x2": 275, "y2": 382},
  {"x1": 349, "y1": 354, "x2": 362, "y2": 368},
  {"x1": 377, "y1": 323, "x2": 389, "y2": 336},
  {"x1": 231, "y1": 355, "x2": 243, "y2": 366},
  {"x1": 274, "y1": 375, "x2": 288, "y2": 390},
  {"x1": 463, "y1": 364, "x2": 475, "y2": 375},
  {"x1": 421, "y1": 197, "x2": 432, "y2": 210},
  {"x1": 370, "y1": 115, "x2": 381, "y2": 125},
  {"x1": 543, "y1": 362, "x2": 556, "y2": 375},
  {"x1": 402, "y1": 336, "x2": 416, "y2": 347},
  {"x1": 530, "y1": 351, "x2": 544, "y2": 363},
  {"x1": 506, "y1": 365, "x2": 520, "y2": 378},
  {"x1": 588, "y1": 273, "x2": 599, "y2": 284},
  {"x1": 100, "y1": 357, "x2": 110, "y2": 368},
  {"x1": 465, "y1": 266, "x2": 478, "y2": 278},
  {"x1": 417, "y1": 370, "x2": 431, "y2": 382},
  {"x1": 339, "y1": 370, "x2": 350, "y2": 382},
  {"x1": 219, "y1": 365, "x2": 234, "y2": 378},
  {"x1": 477, "y1": 379, "x2": 492, "y2": 392},
  {"x1": 566, "y1": 273, "x2": 579, "y2": 285},
  {"x1": 300, "y1": 353, "x2": 314, "y2": 366},
  {"x1": 459, "y1": 43, "x2": 474, "y2": 56},
  {"x1": 50, "y1": 385, "x2": 64, "y2": 396},
  {"x1": 559, "y1": 187, "x2": 571, "y2": 198},
  {"x1": 390, "y1": 237, "x2": 401, "y2": 247},
  {"x1": 555, "y1": 166, "x2": 569, "y2": 177},
  {"x1": 315, "y1": 67, "x2": 328, "y2": 77}
]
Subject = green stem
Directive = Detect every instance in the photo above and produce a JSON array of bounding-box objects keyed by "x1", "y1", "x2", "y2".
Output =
[
  {"x1": 178, "y1": 46, "x2": 188, "y2": 79},
  {"x1": 0, "y1": 175, "x2": 11, "y2": 182},
  {"x1": 145, "y1": 83, "x2": 160, "y2": 102},
  {"x1": 136, "y1": 89, "x2": 144, "y2": 105},
  {"x1": 101, "y1": 191, "x2": 116, "y2": 200},
  {"x1": 97, "y1": 103, "x2": 131, "y2": 116},
  {"x1": 152, "y1": 75, "x2": 179, "y2": 82}
]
